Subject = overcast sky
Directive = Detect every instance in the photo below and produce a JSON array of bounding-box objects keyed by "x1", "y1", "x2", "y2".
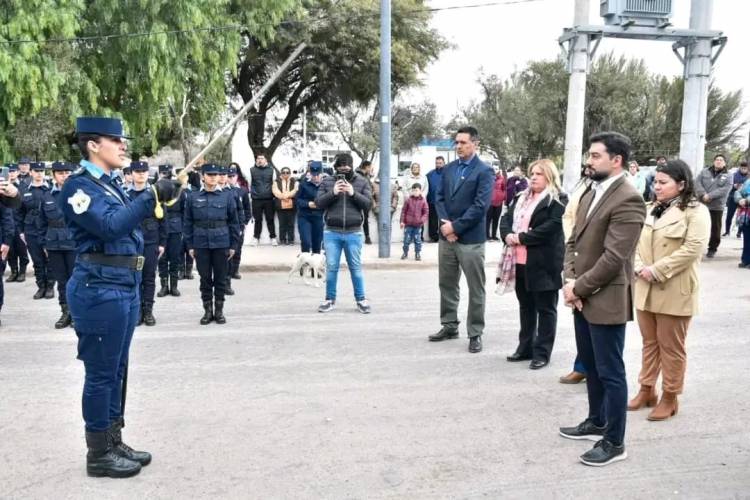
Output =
[{"x1": 416, "y1": 0, "x2": 749, "y2": 144}]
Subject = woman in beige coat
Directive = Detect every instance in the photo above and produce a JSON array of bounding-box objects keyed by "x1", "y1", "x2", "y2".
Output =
[{"x1": 629, "y1": 160, "x2": 710, "y2": 421}]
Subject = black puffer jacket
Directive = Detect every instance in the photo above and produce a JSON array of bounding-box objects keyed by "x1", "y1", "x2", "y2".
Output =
[
  {"x1": 315, "y1": 174, "x2": 372, "y2": 232},
  {"x1": 250, "y1": 165, "x2": 275, "y2": 200}
]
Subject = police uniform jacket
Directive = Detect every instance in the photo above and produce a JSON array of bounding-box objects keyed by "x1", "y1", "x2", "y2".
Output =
[
  {"x1": 163, "y1": 190, "x2": 187, "y2": 234},
  {"x1": 127, "y1": 187, "x2": 167, "y2": 247},
  {"x1": 18, "y1": 183, "x2": 50, "y2": 237},
  {"x1": 39, "y1": 188, "x2": 75, "y2": 251},
  {"x1": 183, "y1": 188, "x2": 241, "y2": 251},
  {"x1": 60, "y1": 161, "x2": 156, "y2": 289}
]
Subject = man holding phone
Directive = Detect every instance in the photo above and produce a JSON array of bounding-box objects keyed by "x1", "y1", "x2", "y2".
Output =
[{"x1": 3, "y1": 164, "x2": 26, "y2": 282}]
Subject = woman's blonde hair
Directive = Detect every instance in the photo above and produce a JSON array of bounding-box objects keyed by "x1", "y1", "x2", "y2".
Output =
[{"x1": 528, "y1": 159, "x2": 561, "y2": 198}]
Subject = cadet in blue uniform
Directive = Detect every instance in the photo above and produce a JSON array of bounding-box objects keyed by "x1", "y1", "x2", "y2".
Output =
[
  {"x1": 19, "y1": 162, "x2": 54, "y2": 299},
  {"x1": 61, "y1": 117, "x2": 178, "y2": 478},
  {"x1": 127, "y1": 161, "x2": 166, "y2": 326},
  {"x1": 156, "y1": 164, "x2": 183, "y2": 297},
  {"x1": 0, "y1": 199, "x2": 15, "y2": 326},
  {"x1": 227, "y1": 164, "x2": 251, "y2": 280},
  {"x1": 217, "y1": 165, "x2": 243, "y2": 296},
  {"x1": 183, "y1": 163, "x2": 241, "y2": 325},
  {"x1": 39, "y1": 161, "x2": 76, "y2": 329},
  {"x1": 5, "y1": 164, "x2": 30, "y2": 283},
  {"x1": 176, "y1": 167, "x2": 196, "y2": 280},
  {"x1": 16, "y1": 157, "x2": 33, "y2": 189}
]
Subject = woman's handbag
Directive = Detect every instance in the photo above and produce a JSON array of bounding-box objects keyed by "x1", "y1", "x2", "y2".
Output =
[{"x1": 495, "y1": 245, "x2": 516, "y2": 295}]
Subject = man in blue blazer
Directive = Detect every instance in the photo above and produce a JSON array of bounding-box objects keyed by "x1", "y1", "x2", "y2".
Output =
[{"x1": 429, "y1": 126, "x2": 495, "y2": 353}]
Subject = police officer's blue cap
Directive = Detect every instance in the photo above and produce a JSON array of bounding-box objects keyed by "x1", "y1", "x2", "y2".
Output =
[
  {"x1": 76, "y1": 116, "x2": 132, "y2": 139},
  {"x1": 158, "y1": 164, "x2": 173, "y2": 173},
  {"x1": 5, "y1": 163, "x2": 18, "y2": 172},
  {"x1": 201, "y1": 163, "x2": 220, "y2": 174},
  {"x1": 31, "y1": 162, "x2": 45, "y2": 171},
  {"x1": 122, "y1": 166, "x2": 132, "y2": 175},
  {"x1": 130, "y1": 160, "x2": 149, "y2": 172},
  {"x1": 18, "y1": 157, "x2": 32, "y2": 164},
  {"x1": 219, "y1": 165, "x2": 229, "y2": 175},
  {"x1": 309, "y1": 163, "x2": 322, "y2": 174},
  {"x1": 227, "y1": 165, "x2": 238, "y2": 175},
  {"x1": 51, "y1": 161, "x2": 74, "y2": 172}
]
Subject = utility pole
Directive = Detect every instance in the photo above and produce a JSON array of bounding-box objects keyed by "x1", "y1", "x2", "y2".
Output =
[
  {"x1": 377, "y1": 0, "x2": 392, "y2": 258},
  {"x1": 561, "y1": 0, "x2": 590, "y2": 194},
  {"x1": 302, "y1": 106, "x2": 308, "y2": 165},
  {"x1": 679, "y1": 0, "x2": 713, "y2": 174}
]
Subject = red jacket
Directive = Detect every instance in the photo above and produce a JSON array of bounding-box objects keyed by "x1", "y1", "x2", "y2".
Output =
[
  {"x1": 491, "y1": 176, "x2": 506, "y2": 207},
  {"x1": 400, "y1": 195, "x2": 429, "y2": 227}
]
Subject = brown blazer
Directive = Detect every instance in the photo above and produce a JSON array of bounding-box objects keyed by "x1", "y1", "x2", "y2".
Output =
[
  {"x1": 564, "y1": 175, "x2": 647, "y2": 325},
  {"x1": 633, "y1": 202, "x2": 710, "y2": 316}
]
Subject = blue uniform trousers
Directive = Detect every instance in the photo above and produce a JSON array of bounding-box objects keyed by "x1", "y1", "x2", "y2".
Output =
[
  {"x1": 26, "y1": 234, "x2": 50, "y2": 287},
  {"x1": 47, "y1": 250, "x2": 75, "y2": 305},
  {"x1": 194, "y1": 248, "x2": 229, "y2": 302},
  {"x1": 298, "y1": 213, "x2": 324, "y2": 254},
  {"x1": 68, "y1": 277, "x2": 139, "y2": 432},
  {"x1": 8, "y1": 233, "x2": 29, "y2": 273},
  {"x1": 158, "y1": 233, "x2": 182, "y2": 278},
  {"x1": 230, "y1": 230, "x2": 245, "y2": 276},
  {"x1": 0, "y1": 260, "x2": 5, "y2": 307},
  {"x1": 141, "y1": 244, "x2": 158, "y2": 307}
]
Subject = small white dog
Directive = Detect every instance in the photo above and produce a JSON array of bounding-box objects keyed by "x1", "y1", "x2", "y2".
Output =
[{"x1": 288, "y1": 252, "x2": 326, "y2": 287}]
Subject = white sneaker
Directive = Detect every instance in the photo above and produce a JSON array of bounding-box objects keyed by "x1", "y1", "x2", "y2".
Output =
[
  {"x1": 271, "y1": 238, "x2": 278, "y2": 247},
  {"x1": 251, "y1": 238, "x2": 260, "y2": 246}
]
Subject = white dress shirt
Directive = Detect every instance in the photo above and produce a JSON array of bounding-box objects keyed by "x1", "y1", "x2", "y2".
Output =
[{"x1": 586, "y1": 172, "x2": 626, "y2": 218}]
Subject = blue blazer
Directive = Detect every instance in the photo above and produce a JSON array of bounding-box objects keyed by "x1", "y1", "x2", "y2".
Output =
[{"x1": 435, "y1": 155, "x2": 494, "y2": 244}]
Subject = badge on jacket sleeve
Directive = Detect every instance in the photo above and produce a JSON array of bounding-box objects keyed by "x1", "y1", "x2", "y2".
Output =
[{"x1": 68, "y1": 189, "x2": 91, "y2": 214}]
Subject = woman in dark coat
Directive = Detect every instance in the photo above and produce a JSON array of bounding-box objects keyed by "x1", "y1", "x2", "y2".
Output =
[{"x1": 499, "y1": 159, "x2": 567, "y2": 369}]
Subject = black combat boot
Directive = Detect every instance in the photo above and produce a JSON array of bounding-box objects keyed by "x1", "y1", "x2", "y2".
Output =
[
  {"x1": 85, "y1": 430, "x2": 141, "y2": 478},
  {"x1": 177, "y1": 263, "x2": 185, "y2": 280},
  {"x1": 169, "y1": 275, "x2": 180, "y2": 297},
  {"x1": 108, "y1": 418, "x2": 152, "y2": 466},
  {"x1": 200, "y1": 301, "x2": 213, "y2": 325},
  {"x1": 224, "y1": 277, "x2": 235, "y2": 296},
  {"x1": 44, "y1": 280, "x2": 55, "y2": 299},
  {"x1": 156, "y1": 277, "x2": 169, "y2": 297},
  {"x1": 16, "y1": 269, "x2": 26, "y2": 283},
  {"x1": 137, "y1": 306, "x2": 144, "y2": 326},
  {"x1": 33, "y1": 285, "x2": 46, "y2": 300},
  {"x1": 214, "y1": 300, "x2": 226, "y2": 324},
  {"x1": 55, "y1": 304, "x2": 72, "y2": 329},
  {"x1": 6, "y1": 268, "x2": 17, "y2": 282},
  {"x1": 142, "y1": 306, "x2": 156, "y2": 326},
  {"x1": 231, "y1": 271, "x2": 241, "y2": 280}
]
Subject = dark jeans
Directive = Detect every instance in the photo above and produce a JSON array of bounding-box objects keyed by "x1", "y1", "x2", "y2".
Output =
[
  {"x1": 298, "y1": 214, "x2": 324, "y2": 254},
  {"x1": 741, "y1": 223, "x2": 750, "y2": 265},
  {"x1": 278, "y1": 209, "x2": 296, "y2": 244},
  {"x1": 8, "y1": 233, "x2": 29, "y2": 272},
  {"x1": 486, "y1": 205, "x2": 502, "y2": 239},
  {"x1": 708, "y1": 209, "x2": 723, "y2": 252},
  {"x1": 725, "y1": 195, "x2": 739, "y2": 234},
  {"x1": 574, "y1": 311, "x2": 627, "y2": 446},
  {"x1": 252, "y1": 199, "x2": 276, "y2": 239},
  {"x1": 574, "y1": 355, "x2": 587, "y2": 375},
  {"x1": 513, "y1": 265, "x2": 558, "y2": 362},
  {"x1": 47, "y1": 250, "x2": 75, "y2": 305},
  {"x1": 427, "y1": 202, "x2": 439, "y2": 242},
  {"x1": 159, "y1": 233, "x2": 182, "y2": 278},
  {"x1": 194, "y1": 248, "x2": 229, "y2": 302}
]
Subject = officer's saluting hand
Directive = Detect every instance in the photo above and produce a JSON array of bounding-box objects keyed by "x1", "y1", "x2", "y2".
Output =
[{"x1": 61, "y1": 117, "x2": 175, "y2": 479}]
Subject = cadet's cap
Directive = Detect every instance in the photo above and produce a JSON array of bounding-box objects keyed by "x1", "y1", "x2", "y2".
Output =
[
  {"x1": 218, "y1": 164, "x2": 228, "y2": 175},
  {"x1": 31, "y1": 162, "x2": 46, "y2": 171},
  {"x1": 309, "y1": 163, "x2": 322, "y2": 174},
  {"x1": 122, "y1": 166, "x2": 132, "y2": 175},
  {"x1": 158, "y1": 164, "x2": 173, "y2": 174},
  {"x1": 5, "y1": 163, "x2": 18, "y2": 172},
  {"x1": 18, "y1": 157, "x2": 32, "y2": 164},
  {"x1": 227, "y1": 165, "x2": 238, "y2": 175},
  {"x1": 51, "y1": 161, "x2": 74, "y2": 172},
  {"x1": 130, "y1": 161, "x2": 149, "y2": 172},
  {"x1": 201, "y1": 163, "x2": 220, "y2": 174},
  {"x1": 76, "y1": 116, "x2": 131, "y2": 139}
]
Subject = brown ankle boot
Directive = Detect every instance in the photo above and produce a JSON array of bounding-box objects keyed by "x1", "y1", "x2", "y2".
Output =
[
  {"x1": 627, "y1": 385, "x2": 658, "y2": 411},
  {"x1": 647, "y1": 391, "x2": 679, "y2": 421}
]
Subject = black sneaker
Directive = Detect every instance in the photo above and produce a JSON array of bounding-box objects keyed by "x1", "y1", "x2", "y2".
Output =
[
  {"x1": 706, "y1": 250, "x2": 716, "y2": 258},
  {"x1": 356, "y1": 299, "x2": 371, "y2": 314},
  {"x1": 318, "y1": 300, "x2": 336, "y2": 313},
  {"x1": 579, "y1": 439, "x2": 627, "y2": 467},
  {"x1": 559, "y1": 420, "x2": 606, "y2": 441}
]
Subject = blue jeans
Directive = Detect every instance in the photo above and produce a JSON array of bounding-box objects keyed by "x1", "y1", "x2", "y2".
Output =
[
  {"x1": 402, "y1": 225, "x2": 423, "y2": 254},
  {"x1": 574, "y1": 311, "x2": 627, "y2": 446},
  {"x1": 324, "y1": 230, "x2": 365, "y2": 301},
  {"x1": 573, "y1": 355, "x2": 587, "y2": 375},
  {"x1": 298, "y1": 214, "x2": 324, "y2": 254}
]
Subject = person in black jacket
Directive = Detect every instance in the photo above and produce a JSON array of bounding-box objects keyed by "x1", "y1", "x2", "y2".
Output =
[
  {"x1": 250, "y1": 154, "x2": 277, "y2": 246},
  {"x1": 227, "y1": 164, "x2": 251, "y2": 280},
  {"x1": 315, "y1": 153, "x2": 372, "y2": 314},
  {"x1": 4, "y1": 164, "x2": 28, "y2": 282},
  {"x1": 19, "y1": 162, "x2": 54, "y2": 299},
  {"x1": 500, "y1": 159, "x2": 567, "y2": 369},
  {"x1": 39, "y1": 161, "x2": 77, "y2": 328},
  {"x1": 0, "y1": 199, "x2": 15, "y2": 327}
]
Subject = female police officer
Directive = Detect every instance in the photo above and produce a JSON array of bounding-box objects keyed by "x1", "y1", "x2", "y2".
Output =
[
  {"x1": 61, "y1": 117, "x2": 177, "y2": 478},
  {"x1": 183, "y1": 163, "x2": 241, "y2": 325},
  {"x1": 39, "y1": 161, "x2": 76, "y2": 329}
]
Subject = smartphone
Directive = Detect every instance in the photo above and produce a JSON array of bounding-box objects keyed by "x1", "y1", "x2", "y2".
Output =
[
  {"x1": 0, "y1": 166, "x2": 8, "y2": 183},
  {"x1": 335, "y1": 174, "x2": 347, "y2": 182}
]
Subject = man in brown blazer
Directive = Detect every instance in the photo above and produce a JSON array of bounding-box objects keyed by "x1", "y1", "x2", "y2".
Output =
[{"x1": 558, "y1": 132, "x2": 646, "y2": 467}]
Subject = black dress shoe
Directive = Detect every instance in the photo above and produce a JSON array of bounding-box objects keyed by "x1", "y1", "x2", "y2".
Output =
[
  {"x1": 428, "y1": 327, "x2": 459, "y2": 342},
  {"x1": 468, "y1": 336, "x2": 482, "y2": 353},
  {"x1": 559, "y1": 419, "x2": 606, "y2": 441},
  {"x1": 529, "y1": 359, "x2": 549, "y2": 370},
  {"x1": 506, "y1": 352, "x2": 532, "y2": 362},
  {"x1": 579, "y1": 439, "x2": 627, "y2": 467}
]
